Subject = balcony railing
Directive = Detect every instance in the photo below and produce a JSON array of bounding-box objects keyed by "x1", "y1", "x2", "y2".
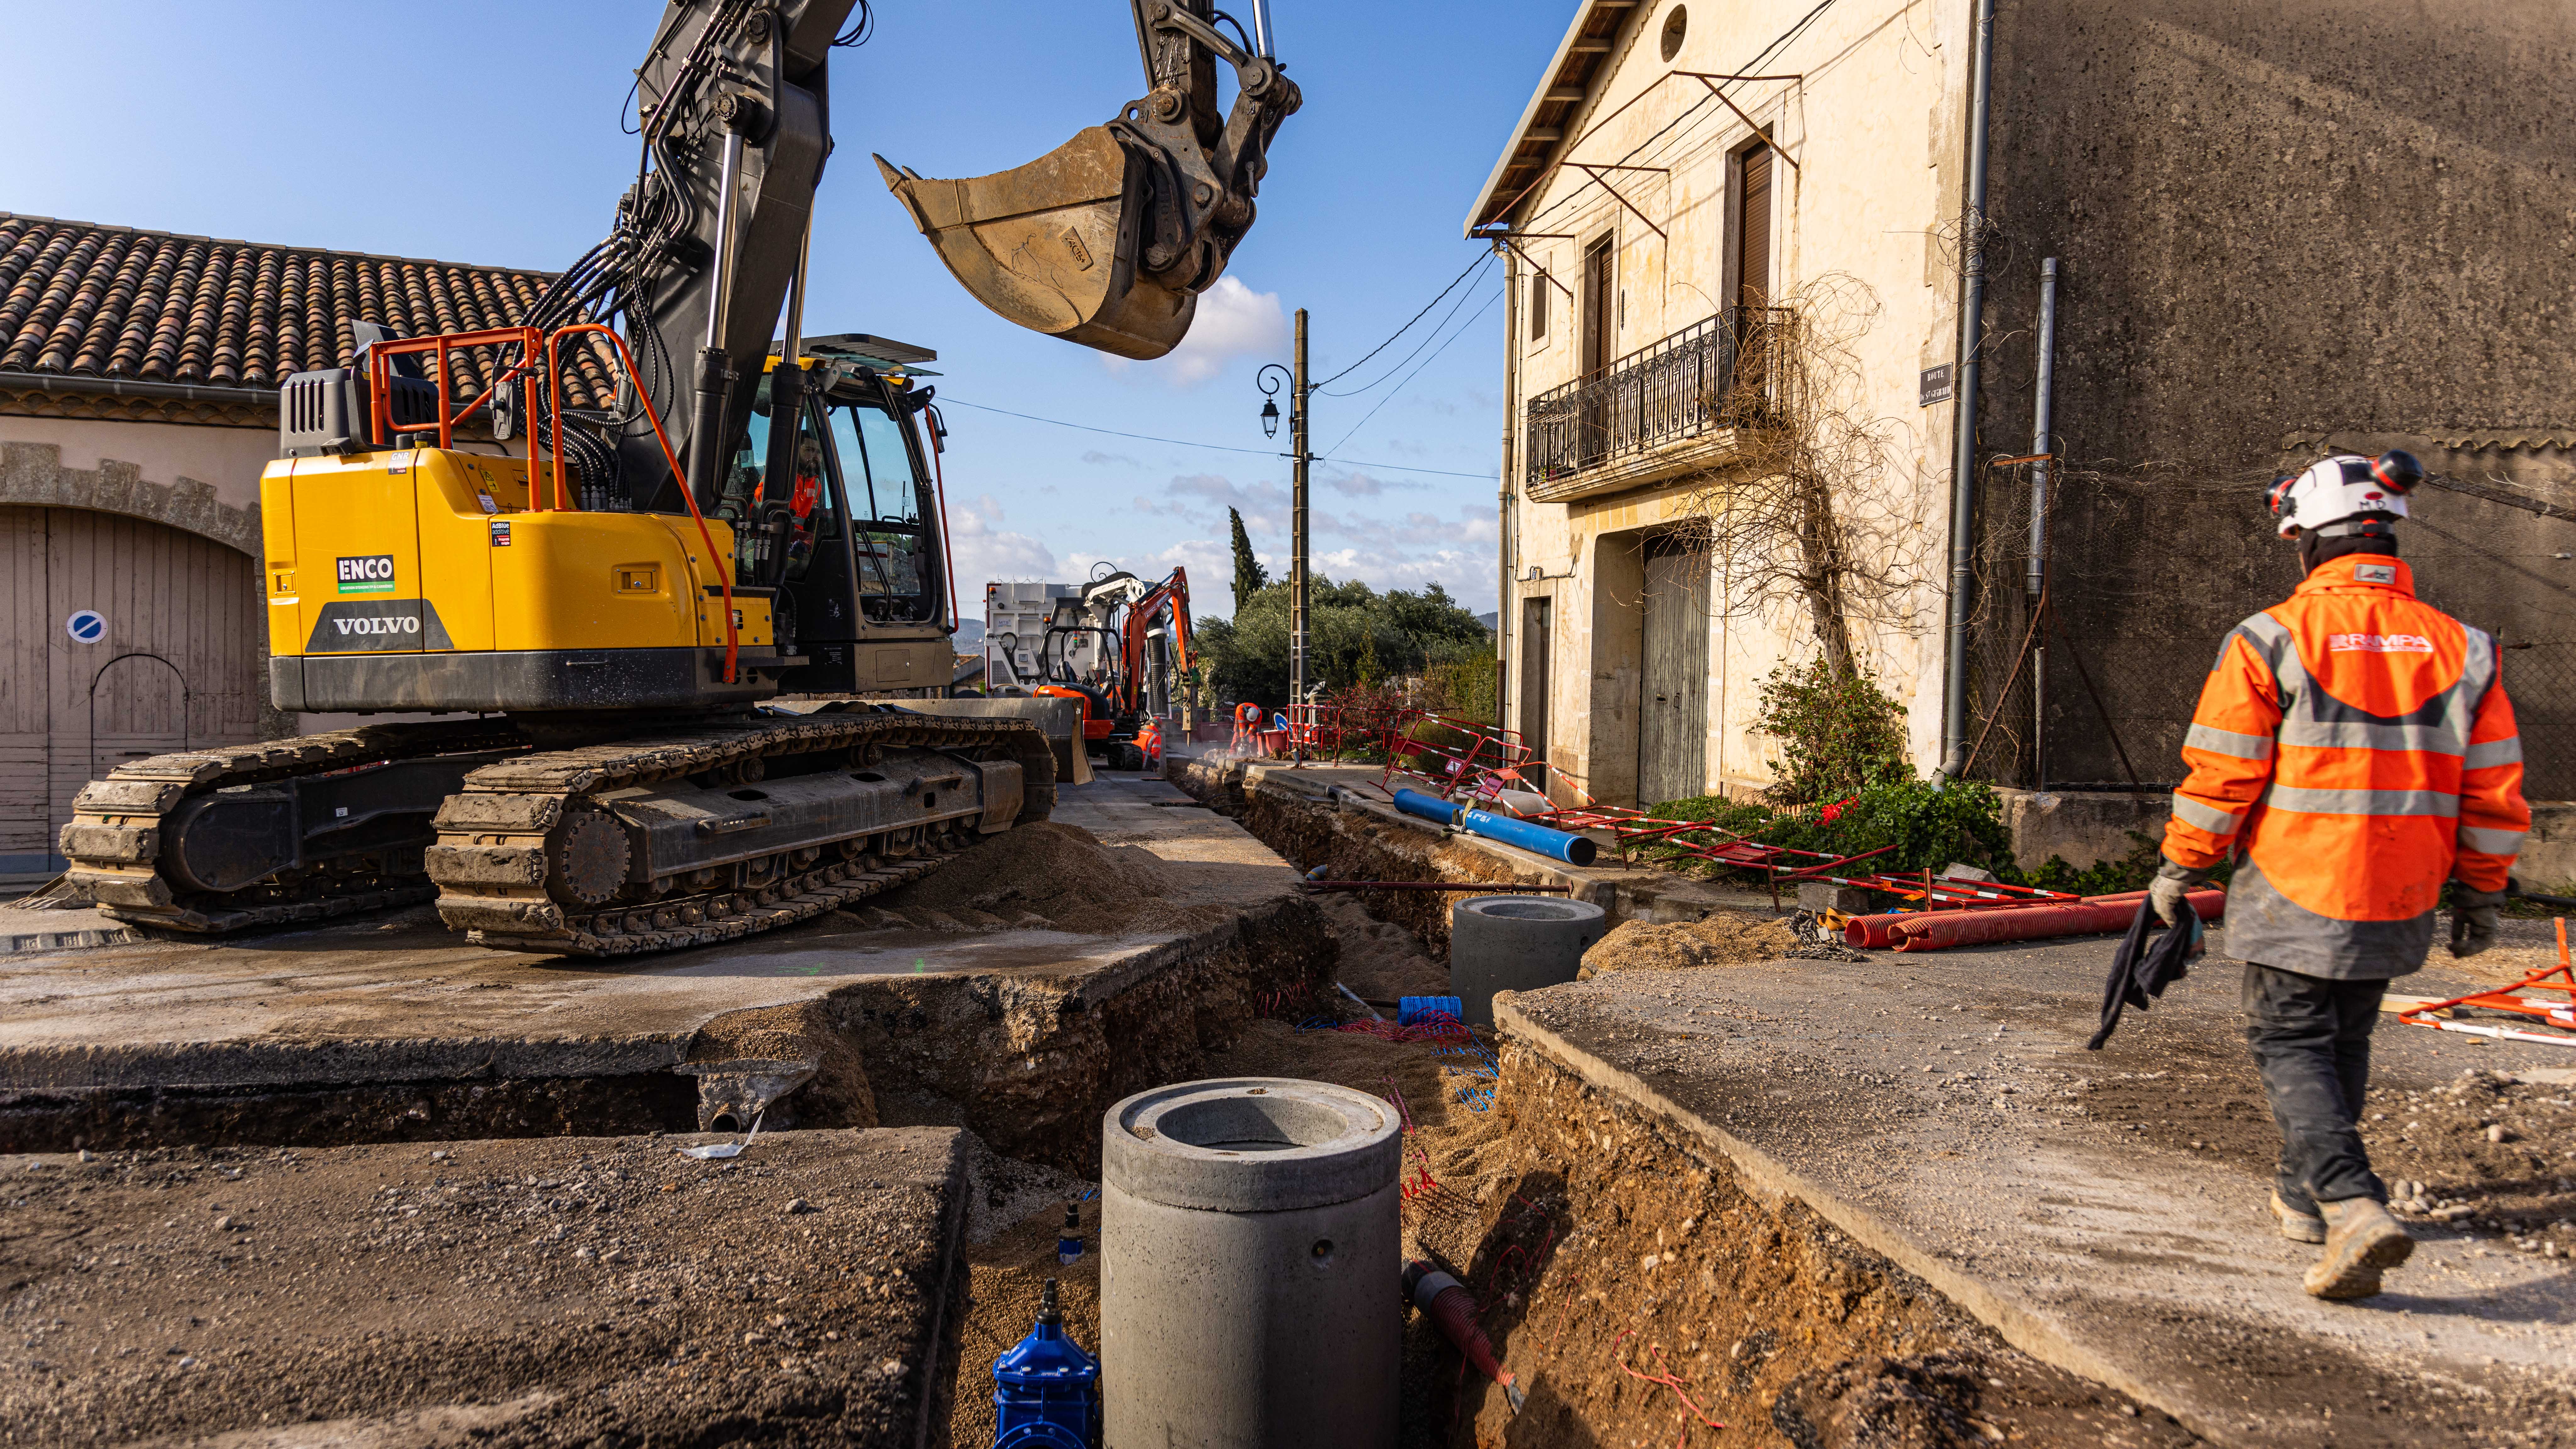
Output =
[{"x1": 1524, "y1": 308, "x2": 1790, "y2": 492}]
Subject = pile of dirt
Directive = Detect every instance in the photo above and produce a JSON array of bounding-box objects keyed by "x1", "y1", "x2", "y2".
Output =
[
  {"x1": 1314, "y1": 892, "x2": 1452, "y2": 1003},
  {"x1": 863, "y1": 822, "x2": 1225, "y2": 937},
  {"x1": 1577, "y1": 911, "x2": 1799, "y2": 978},
  {"x1": 2370, "y1": 1067, "x2": 2576, "y2": 1252}
]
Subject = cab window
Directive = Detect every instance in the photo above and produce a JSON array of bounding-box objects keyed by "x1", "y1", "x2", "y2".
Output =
[
  {"x1": 719, "y1": 374, "x2": 831, "y2": 583},
  {"x1": 827, "y1": 401, "x2": 935, "y2": 619}
]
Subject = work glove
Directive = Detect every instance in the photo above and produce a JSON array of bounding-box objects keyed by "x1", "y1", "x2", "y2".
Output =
[
  {"x1": 2150, "y1": 860, "x2": 2211, "y2": 926},
  {"x1": 2449, "y1": 886, "x2": 2506, "y2": 959}
]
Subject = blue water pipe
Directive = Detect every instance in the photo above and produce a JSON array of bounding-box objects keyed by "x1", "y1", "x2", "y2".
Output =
[
  {"x1": 1398, "y1": 994, "x2": 1464, "y2": 1026},
  {"x1": 992, "y1": 1279, "x2": 1099, "y2": 1449},
  {"x1": 1391, "y1": 789, "x2": 1598, "y2": 867}
]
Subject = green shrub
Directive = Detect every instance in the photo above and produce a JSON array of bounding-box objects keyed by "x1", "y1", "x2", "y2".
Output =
[
  {"x1": 1421, "y1": 652, "x2": 1499, "y2": 724},
  {"x1": 1642, "y1": 774, "x2": 2015, "y2": 879},
  {"x1": 1751, "y1": 657, "x2": 1910, "y2": 807}
]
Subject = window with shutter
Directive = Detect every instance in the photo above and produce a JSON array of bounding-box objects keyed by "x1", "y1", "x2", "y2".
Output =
[
  {"x1": 1734, "y1": 144, "x2": 1773, "y2": 308},
  {"x1": 1582, "y1": 236, "x2": 1614, "y2": 376}
]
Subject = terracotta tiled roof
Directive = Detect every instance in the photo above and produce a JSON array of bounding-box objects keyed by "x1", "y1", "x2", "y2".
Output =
[{"x1": 0, "y1": 213, "x2": 613, "y2": 407}]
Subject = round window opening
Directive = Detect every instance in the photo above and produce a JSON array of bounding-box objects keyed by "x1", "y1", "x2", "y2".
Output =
[{"x1": 1660, "y1": 5, "x2": 1687, "y2": 61}]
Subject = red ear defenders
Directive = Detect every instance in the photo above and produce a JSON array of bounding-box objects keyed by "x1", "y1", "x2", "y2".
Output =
[{"x1": 2370, "y1": 449, "x2": 2423, "y2": 494}]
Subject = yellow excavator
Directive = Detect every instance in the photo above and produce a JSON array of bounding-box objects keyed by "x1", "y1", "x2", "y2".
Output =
[{"x1": 58, "y1": 0, "x2": 1298, "y2": 956}]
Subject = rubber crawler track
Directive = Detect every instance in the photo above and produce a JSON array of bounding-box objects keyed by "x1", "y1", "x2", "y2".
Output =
[
  {"x1": 59, "y1": 717, "x2": 532, "y2": 934},
  {"x1": 426, "y1": 709, "x2": 1057, "y2": 957}
]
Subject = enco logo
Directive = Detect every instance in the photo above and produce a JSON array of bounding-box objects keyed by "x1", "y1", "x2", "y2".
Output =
[
  {"x1": 336, "y1": 554, "x2": 396, "y2": 593},
  {"x1": 332, "y1": 615, "x2": 421, "y2": 636}
]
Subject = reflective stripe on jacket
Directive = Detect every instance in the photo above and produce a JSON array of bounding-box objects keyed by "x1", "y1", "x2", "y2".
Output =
[{"x1": 2162, "y1": 554, "x2": 2529, "y2": 979}]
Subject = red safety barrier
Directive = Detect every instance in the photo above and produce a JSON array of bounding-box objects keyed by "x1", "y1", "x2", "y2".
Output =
[{"x1": 1875, "y1": 889, "x2": 2226, "y2": 952}]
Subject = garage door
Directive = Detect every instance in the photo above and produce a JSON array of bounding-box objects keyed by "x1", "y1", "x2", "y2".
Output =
[{"x1": 0, "y1": 507, "x2": 264, "y2": 875}]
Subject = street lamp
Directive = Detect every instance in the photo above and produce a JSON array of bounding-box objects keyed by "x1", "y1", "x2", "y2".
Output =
[
  {"x1": 1253, "y1": 328, "x2": 1310, "y2": 730},
  {"x1": 1255, "y1": 364, "x2": 1289, "y2": 439}
]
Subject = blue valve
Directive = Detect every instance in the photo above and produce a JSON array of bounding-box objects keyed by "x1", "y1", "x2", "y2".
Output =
[{"x1": 992, "y1": 1278, "x2": 1099, "y2": 1449}]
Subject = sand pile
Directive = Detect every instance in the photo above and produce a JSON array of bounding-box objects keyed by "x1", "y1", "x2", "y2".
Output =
[
  {"x1": 1313, "y1": 892, "x2": 1451, "y2": 1003},
  {"x1": 864, "y1": 821, "x2": 1224, "y2": 937},
  {"x1": 1578, "y1": 910, "x2": 1799, "y2": 977}
]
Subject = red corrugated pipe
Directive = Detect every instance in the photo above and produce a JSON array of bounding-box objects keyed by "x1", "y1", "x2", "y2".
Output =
[
  {"x1": 1841, "y1": 889, "x2": 2148, "y2": 948},
  {"x1": 1885, "y1": 889, "x2": 2226, "y2": 952}
]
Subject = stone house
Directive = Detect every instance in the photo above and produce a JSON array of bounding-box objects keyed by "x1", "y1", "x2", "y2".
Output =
[
  {"x1": 1475, "y1": 1, "x2": 2575, "y2": 870},
  {"x1": 0, "y1": 214, "x2": 560, "y2": 876}
]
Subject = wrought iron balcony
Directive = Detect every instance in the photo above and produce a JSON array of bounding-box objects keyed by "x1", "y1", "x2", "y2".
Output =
[{"x1": 1524, "y1": 307, "x2": 1790, "y2": 501}]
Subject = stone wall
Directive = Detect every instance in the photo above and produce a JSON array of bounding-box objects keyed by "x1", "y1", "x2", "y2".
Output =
[
  {"x1": 1973, "y1": 0, "x2": 2576, "y2": 791},
  {"x1": 0, "y1": 438, "x2": 260, "y2": 554}
]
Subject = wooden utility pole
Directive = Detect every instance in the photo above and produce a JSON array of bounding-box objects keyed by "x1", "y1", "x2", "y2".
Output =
[{"x1": 1290, "y1": 307, "x2": 1310, "y2": 708}]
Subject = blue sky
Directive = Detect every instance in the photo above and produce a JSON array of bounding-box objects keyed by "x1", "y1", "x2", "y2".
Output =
[{"x1": 0, "y1": 1, "x2": 1572, "y2": 619}]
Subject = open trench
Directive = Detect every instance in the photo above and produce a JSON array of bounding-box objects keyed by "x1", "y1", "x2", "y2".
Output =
[
  {"x1": 6, "y1": 763, "x2": 2201, "y2": 1446},
  {"x1": 939, "y1": 756, "x2": 2196, "y2": 1449}
]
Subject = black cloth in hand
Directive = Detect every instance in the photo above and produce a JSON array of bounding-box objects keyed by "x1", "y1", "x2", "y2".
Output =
[{"x1": 2086, "y1": 896, "x2": 2206, "y2": 1050}]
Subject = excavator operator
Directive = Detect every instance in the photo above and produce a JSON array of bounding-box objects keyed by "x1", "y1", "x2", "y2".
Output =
[{"x1": 2151, "y1": 449, "x2": 2530, "y2": 1301}]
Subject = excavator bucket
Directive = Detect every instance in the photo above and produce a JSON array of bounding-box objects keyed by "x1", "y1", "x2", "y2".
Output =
[{"x1": 876, "y1": 132, "x2": 1196, "y2": 362}]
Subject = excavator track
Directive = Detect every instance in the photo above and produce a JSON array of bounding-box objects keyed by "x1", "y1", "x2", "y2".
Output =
[
  {"x1": 427, "y1": 708, "x2": 1055, "y2": 957},
  {"x1": 61, "y1": 718, "x2": 532, "y2": 934}
]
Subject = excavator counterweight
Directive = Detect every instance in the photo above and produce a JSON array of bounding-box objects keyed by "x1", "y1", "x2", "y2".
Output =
[{"x1": 878, "y1": 0, "x2": 1300, "y2": 360}]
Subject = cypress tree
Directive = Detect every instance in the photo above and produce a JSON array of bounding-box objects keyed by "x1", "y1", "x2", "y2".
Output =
[{"x1": 1229, "y1": 508, "x2": 1269, "y2": 611}]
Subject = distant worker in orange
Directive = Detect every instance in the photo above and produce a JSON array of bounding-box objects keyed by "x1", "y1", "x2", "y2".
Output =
[{"x1": 2153, "y1": 449, "x2": 2529, "y2": 1301}]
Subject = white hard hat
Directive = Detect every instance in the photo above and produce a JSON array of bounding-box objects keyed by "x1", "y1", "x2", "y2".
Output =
[{"x1": 2266, "y1": 451, "x2": 2421, "y2": 539}]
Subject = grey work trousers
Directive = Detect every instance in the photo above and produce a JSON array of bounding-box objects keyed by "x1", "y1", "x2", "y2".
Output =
[{"x1": 2241, "y1": 962, "x2": 2391, "y2": 1214}]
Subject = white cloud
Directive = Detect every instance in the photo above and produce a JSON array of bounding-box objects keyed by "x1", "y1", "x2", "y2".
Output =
[
  {"x1": 947, "y1": 493, "x2": 1057, "y2": 583},
  {"x1": 1113, "y1": 275, "x2": 1288, "y2": 387},
  {"x1": 1321, "y1": 469, "x2": 1429, "y2": 498},
  {"x1": 1309, "y1": 545, "x2": 1494, "y2": 604}
]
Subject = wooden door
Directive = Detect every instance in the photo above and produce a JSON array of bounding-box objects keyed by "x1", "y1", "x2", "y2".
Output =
[
  {"x1": 0, "y1": 510, "x2": 47, "y2": 869},
  {"x1": 1637, "y1": 536, "x2": 1709, "y2": 805},
  {"x1": 1579, "y1": 237, "x2": 1615, "y2": 464},
  {"x1": 0, "y1": 507, "x2": 264, "y2": 874},
  {"x1": 1581, "y1": 236, "x2": 1615, "y2": 375},
  {"x1": 1519, "y1": 596, "x2": 1551, "y2": 791}
]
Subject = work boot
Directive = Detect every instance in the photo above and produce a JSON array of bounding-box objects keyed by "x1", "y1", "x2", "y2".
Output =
[
  {"x1": 2304, "y1": 1197, "x2": 2414, "y2": 1300},
  {"x1": 2269, "y1": 1190, "x2": 2326, "y2": 1244}
]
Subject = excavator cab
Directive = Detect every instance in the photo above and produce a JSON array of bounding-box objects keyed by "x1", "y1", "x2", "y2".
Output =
[{"x1": 876, "y1": 0, "x2": 1300, "y2": 360}]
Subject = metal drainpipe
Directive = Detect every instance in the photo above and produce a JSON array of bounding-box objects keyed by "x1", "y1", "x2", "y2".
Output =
[
  {"x1": 2028, "y1": 257, "x2": 2058, "y2": 790},
  {"x1": 1938, "y1": 0, "x2": 1999, "y2": 779},
  {"x1": 1497, "y1": 240, "x2": 1518, "y2": 739}
]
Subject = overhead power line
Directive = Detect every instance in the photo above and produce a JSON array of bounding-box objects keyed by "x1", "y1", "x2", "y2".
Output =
[
  {"x1": 1310, "y1": 253, "x2": 1492, "y2": 389},
  {"x1": 940, "y1": 397, "x2": 1497, "y2": 480},
  {"x1": 1321, "y1": 257, "x2": 1497, "y2": 398},
  {"x1": 1324, "y1": 286, "x2": 1503, "y2": 457}
]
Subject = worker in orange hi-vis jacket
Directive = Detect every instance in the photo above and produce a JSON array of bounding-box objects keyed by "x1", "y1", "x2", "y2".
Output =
[{"x1": 2153, "y1": 449, "x2": 2531, "y2": 1302}]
